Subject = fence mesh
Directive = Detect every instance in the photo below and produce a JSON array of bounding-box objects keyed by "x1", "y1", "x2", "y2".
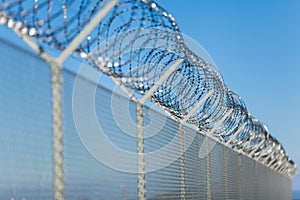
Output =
[
  {"x1": 0, "y1": 37, "x2": 293, "y2": 200},
  {"x1": 62, "y1": 69, "x2": 138, "y2": 200},
  {"x1": 0, "y1": 38, "x2": 53, "y2": 199}
]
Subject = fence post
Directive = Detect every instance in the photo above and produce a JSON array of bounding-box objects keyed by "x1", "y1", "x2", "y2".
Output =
[
  {"x1": 179, "y1": 90, "x2": 213, "y2": 200},
  {"x1": 223, "y1": 146, "x2": 228, "y2": 200},
  {"x1": 137, "y1": 102, "x2": 146, "y2": 200},
  {"x1": 51, "y1": 62, "x2": 64, "y2": 200},
  {"x1": 206, "y1": 137, "x2": 212, "y2": 200},
  {"x1": 238, "y1": 153, "x2": 243, "y2": 200},
  {"x1": 178, "y1": 124, "x2": 186, "y2": 200}
]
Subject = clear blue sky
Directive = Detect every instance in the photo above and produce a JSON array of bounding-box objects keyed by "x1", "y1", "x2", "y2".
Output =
[{"x1": 154, "y1": 0, "x2": 300, "y2": 190}]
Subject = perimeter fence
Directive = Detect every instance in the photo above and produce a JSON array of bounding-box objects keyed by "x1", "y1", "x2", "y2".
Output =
[
  {"x1": 0, "y1": 0, "x2": 296, "y2": 199},
  {"x1": 0, "y1": 37, "x2": 292, "y2": 200}
]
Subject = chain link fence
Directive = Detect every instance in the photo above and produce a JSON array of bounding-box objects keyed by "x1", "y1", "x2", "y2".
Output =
[{"x1": 0, "y1": 37, "x2": 293, "y2": 199}]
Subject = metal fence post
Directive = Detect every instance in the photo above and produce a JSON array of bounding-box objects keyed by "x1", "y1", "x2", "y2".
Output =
[
  {"x1": 137, "y1": 102, "x2": 146, "y2": 200},
  {"x1": 206, "y1": 137, "x2": 212, "y2": 200},
  {"x1": 179, "y1": 124, "x2": 186, "y2": 200},
  {"x1": 238, "y1": 153, "x2": 243, "y2": 200},
  {"x1": 178, "y1": 90, "x2": 213, "y2": 200},
  {"x1": 51, "y1": 62, "x2": 64, "y2": 200},
  {"x1": 223, "y1": 146, "x2": 228, "y2": 200}
]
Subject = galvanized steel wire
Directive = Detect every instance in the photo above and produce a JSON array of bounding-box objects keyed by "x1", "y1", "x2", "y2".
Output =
[{"x1": 0, "y1": 0, "x2": 296, "y2": 177}]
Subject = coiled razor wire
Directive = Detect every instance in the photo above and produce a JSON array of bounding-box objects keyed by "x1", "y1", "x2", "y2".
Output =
[{"x1": 0, "y1": 0, "x2": 296, "y2": 177}]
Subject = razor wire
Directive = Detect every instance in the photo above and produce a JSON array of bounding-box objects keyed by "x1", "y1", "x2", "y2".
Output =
[{"x1": 0, "y1": 0, "x2": 296, "y2": 178}]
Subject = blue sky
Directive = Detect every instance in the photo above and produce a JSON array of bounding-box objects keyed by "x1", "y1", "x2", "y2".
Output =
[{"x1": 154, "y1": 0, "x2": 300, "y2": 190}]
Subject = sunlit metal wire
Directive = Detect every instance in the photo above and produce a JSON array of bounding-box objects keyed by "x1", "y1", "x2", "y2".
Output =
[{"x1": 0, "y1": 0, "x2": 296, "y2": 177}]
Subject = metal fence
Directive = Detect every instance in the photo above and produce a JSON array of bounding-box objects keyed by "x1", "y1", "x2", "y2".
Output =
[
  {"x1": 0, "y1": 0, "x2": 296, "y2": 199},
  {"x1": 0, "y1": 37, "x2": 292, "y2": 200}
]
